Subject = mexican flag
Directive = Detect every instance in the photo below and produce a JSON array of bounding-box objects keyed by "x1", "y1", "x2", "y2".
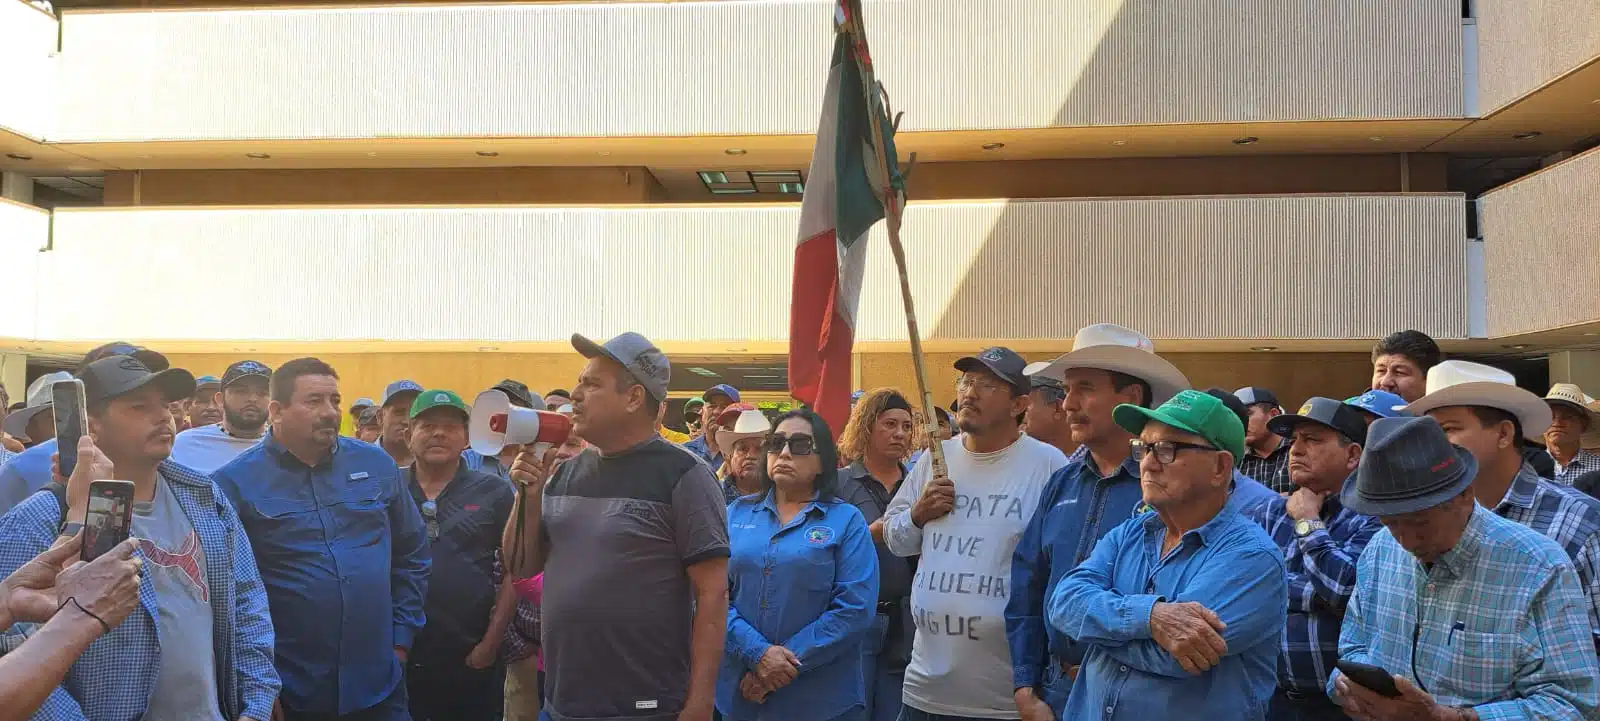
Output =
[{"x1": 788, "y1": 29, "x2": 895, "y2": 432}]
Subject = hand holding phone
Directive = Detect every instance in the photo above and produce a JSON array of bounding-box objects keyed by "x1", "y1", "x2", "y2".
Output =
[
  {"x1": 1335, "y1": 660, "x2": 1402, "y2": 698},
  {"x1": 81, "y1": 480, "x2": 135, "y2": 563}
]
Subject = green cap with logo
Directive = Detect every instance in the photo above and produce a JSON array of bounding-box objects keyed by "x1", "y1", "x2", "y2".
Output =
[
  {"x1": 1112, "y1": 388, "x2": 1246, "y2": 460},
  {"x1": 409, "y1": 389, "x2": 471, "y2": 420}
]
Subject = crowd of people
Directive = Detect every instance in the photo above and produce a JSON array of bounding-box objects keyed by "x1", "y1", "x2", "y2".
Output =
[{"x1": 0, "y1": 324, "x2": 1598, "y2": 721}]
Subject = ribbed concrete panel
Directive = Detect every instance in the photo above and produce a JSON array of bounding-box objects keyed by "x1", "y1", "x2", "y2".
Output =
[
  {"x1": 1479, "y1": 147, "x2": 1600, "y2": 336},
  {"x1": 50, "y1": 0, "x2": 1463, "y2": 142},
  {"x1": 0, "y1": 200, "x2": 45, "y2": 340},
  {"x1": 42, "y1": 195, "x2": 1466, "y2": 343},
  {"x1": 0, "y1": 1, "x2": 58, "y2": 138},
  {"x1": 1476, "y1": 0, "x2": 1600, "y2": 114}
]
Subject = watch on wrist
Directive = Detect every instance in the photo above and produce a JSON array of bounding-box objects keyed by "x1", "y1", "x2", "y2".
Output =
[
  {"x1": 1294, "y1": 519, "x2": 1325, "y2": 537},
  {"x1": 59, "y1": 521, "x2": 84, "y2": 538}
]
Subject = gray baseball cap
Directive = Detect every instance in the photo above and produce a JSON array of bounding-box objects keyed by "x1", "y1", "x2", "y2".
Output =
[{"x1": 572, "y1": 332, "x2": 671, "y2": 402}]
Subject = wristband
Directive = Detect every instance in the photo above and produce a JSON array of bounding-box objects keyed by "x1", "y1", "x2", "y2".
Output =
[{"x1": 59, "y1": 522, "x2": 84, "y2": 539}]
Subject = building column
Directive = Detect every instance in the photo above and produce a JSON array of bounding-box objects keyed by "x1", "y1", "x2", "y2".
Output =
[
  {"x1": 1, "y1": 172, "x2": 33, "y2": 204},
  {"x1": 0, "y1": 353, "x2": 28, "y2": 405},
  {"x1": 1549, "y1": 351, "x2": 1600, "y2": 395}
]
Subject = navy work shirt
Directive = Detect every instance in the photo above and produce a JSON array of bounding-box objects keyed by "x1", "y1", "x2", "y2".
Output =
[
  {"x1": 720, "y1": 493, "x2": 878, "y2": 721},
  {"x1": 214, "y1": 433, "x2": 431, "y2": 716},
  {"x1": 406, "y1": 463, "x2": 515, "y2": 665}
]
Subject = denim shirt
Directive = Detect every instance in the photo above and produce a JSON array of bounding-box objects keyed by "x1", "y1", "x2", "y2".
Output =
[
  {"x1": 719, "y1": 493, "x2": 878, "y2": 721},
  {"x1": 0, "y1": 460, "x2": 280, "y2": 721},
  {"x1": 0, "y1": 437, "x2": 56, "y2": 515},
  {"x1": 1048, "y1": 507, "x2": 1287, "y2": 721},
  {"x1": 213, "y1": 433, "x2": 430, "y2": 716},
  {"x1": 1007, "y1": 448, "x2": 1143, "y2": 687}
]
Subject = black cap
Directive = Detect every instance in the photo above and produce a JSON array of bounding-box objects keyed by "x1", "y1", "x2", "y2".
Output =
[
  {"x1": 1233, "y1": 387, "x2": 1281, "y2": 409},
  {"x1": 222, "y1": 360, "x2": 273, "y2": 389},
  {"x1": 78, "y1": 342, "x2": 168, "y2": 373},
  {"x1": 954, "y1": 347, "x2": 1029, "y2": 394},
  {"x1": 545, "y1": 389, "x2": 571, "y2": 399},
  {"x1": 491, "y1": 379, "x2": 543, "y2": 410},
  {"x1": 1269, "y1": 397, "x2": 1370, "y2": 447},
  {"x1": 79, "y1": 356, "x2": 196, "y2": 407},
  {"x1": 1030, "y1": 375, "x2": 1065, "y2": 392}
]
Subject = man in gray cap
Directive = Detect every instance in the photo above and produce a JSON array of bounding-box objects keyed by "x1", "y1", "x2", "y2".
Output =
[
  {"x1": 376, "y1": 379, "x2": 424, "y2": 467},
  {"x1": 1240, "y1": 397, "x2": 1381, "y2": 720},
  {"x1": 504, "y1": 332, "x2": 729, "y2": 721},
  {"x1": 1023, "y1": 375, "x2": 1077, "y2": 458},
  {"x1": 1331, "y1": 416, "x2": 1598, "y2": 721}
]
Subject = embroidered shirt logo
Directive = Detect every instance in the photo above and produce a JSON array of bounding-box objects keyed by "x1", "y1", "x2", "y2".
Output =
[
  {"x1": 805, "y1": 526, "x2": 834, "y2": 545},
  {"x1": 140, "y1": 531, "x2": 208, "y2": 602}
]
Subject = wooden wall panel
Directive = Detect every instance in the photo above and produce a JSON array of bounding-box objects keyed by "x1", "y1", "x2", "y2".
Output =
[{"x1": 101, "y1": 167, "x2": 663, "y2": 206}]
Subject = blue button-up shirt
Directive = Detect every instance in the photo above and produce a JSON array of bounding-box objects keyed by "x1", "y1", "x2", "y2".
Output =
[
  {"x1": 685, "y1": 435, "x2": 722, "y2": 469},
  {"x1": 1492, "y1": 465, "x2": 1600, "y2": 647},
  {"x1": 1047, "y1": 507, "x2": 1287, "y2": 721},
  {"x1": 213, "y1": 433, "x2": 430, "y2": 716},
  {"x1": 720, "y1": 492, "x2": 878, "y2": 721},
  {"x1": 1242, "y1": 493, "x2": 1381, "y2": 692},
  {"x1": 1007, "y1": 447, "x2": 1142, "y2": 688},
  {"x1": 0, "y1": 437, "x2": 56, "y2": 515},
  {"x1": 1332, "y1": 506, "x2": 1600, "y2": 720}
]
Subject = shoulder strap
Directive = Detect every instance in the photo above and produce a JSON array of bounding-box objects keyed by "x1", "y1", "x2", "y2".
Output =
[{"x1": 38, "y1": 481, "x2": 68, "y2": 526}]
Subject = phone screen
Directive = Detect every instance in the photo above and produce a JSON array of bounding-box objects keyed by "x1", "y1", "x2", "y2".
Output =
[
  {"x1": 82, "y1": 482, "x2": 134, "y2": 562},
  {"x1": 52, "y1": 380, "x2": 87, "y2": 478}
]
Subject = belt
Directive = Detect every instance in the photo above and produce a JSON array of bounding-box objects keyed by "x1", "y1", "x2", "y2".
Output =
[
  {"x1": 1278, "y1": 687, "x2": 1335, "y2": 705},
  {"x1": 876, "y1": 600, "x2": 899, "y2": 614}
]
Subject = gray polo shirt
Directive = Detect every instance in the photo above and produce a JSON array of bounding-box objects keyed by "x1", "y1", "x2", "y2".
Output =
[{"x1": 540, "y1": 437, "x2": 729, "y2": 721}]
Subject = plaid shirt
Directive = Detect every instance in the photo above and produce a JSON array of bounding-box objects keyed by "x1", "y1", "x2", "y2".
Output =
[
  {"x1": 1333, "y1": 506, "x2": 1600, "y2": 718},
  {"x1": 0, "y1": 461, "x2": 280, "y2": 721},
  {"x1": 1243, "y1": 494, "x2": 1381, "y2": 692},
  {"x1": 1553, "y1": 450, "x2": 1600, "y2": 487},
  {"x1": 1238, "y1": 438, "x2": 1293, "y2": 493},
  {"x1": 1493, "y1": 465, "x2": 1600, "y2": 641}
]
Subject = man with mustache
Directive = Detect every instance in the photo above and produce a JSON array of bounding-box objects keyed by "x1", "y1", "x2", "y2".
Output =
[
  {"x1": 213, "y1": 358, "x2": 430, "y2": 721},
  {"x1": 0, "y1": 355, "x2": 281, "y2": 721},
  {"x1": 172, "y1": 360, "x2": 273, "y2": 473},
  {"x1": 715, "y1": 408, "x2": 769, "y2": 502},
  {"x1": 402, "y1": 390, "x2": 515, "y2": 721},
  {"x1": 188, "y1": 375, "x2": 225, "y2": 428},
  {"x1": 377, "y1": 379, "x2": 424, "y2": 468}
]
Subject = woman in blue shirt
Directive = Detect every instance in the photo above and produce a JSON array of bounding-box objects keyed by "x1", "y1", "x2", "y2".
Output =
[{"x1": 720, "y1": 410, "x2": 879, "y2": 721}]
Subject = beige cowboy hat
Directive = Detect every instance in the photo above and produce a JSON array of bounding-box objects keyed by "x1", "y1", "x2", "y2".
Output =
[
  {"x1": 1023, "y1": 323, "x2": 1190, "y2": 405},
  {"x1": 1544, "y1": 384, "x2": 1600, "y2": 449},
  {"x1": 1402, "y1": 360, "x2": 1551, "y2": 442},
  {"x1": 716, "y1": 409, "x2": 772, "y2": 452},
  {"x1": 2, "y1": 371, "x2": 72, "y2": 441}
]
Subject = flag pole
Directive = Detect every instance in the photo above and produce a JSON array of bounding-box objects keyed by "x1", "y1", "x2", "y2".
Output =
[{"x1": 838, "y1": 0, "x2": 949, "y2": 484}]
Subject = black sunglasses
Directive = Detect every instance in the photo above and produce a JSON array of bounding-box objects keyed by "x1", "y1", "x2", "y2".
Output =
[{"x1": 764, "y1": 433, "x2": 817, "y2": 457}]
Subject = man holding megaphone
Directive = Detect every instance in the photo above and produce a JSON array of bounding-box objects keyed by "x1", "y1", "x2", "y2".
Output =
[{"x1": 493, "y1": 332, "x2": 729, "y2": 721}]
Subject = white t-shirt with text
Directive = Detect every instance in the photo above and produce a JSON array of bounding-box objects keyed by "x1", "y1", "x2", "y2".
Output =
[{"x1": 883, "y1": 435, "x2": 1068, "y2": 718}]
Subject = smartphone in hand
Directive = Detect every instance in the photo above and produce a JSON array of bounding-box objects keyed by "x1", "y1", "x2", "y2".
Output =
[
  {"x1": 82, "y1": 480, "x2": 135, "y2": 562},
  {"x1": 1335, "y1": 660, "x2": 1402, "y2": 698},
  {"x1": 52, "y1": 380, "x2": 88, "y2": 479}
]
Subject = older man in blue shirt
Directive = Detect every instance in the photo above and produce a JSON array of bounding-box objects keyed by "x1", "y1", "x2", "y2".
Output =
[
  {"x1": 1047, "y1": 390, "x2": 1287, "y2": 721},
  {"x1": 214, "y1": 357, "x2": 430, "y2": 721}
]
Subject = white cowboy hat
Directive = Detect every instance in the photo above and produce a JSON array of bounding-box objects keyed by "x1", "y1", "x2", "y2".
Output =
[
  {"x1": 1402, "y1": 360, "x2": 1552, "y2": 441},
  {"x1": 1023, "y1": 323, "x2": 1190, "y2": 405},
  {"x1": 716, "y1": 409, "x2": 772, "y2": 452},
  {"x1": 3, "y1": 371, "x2": 72, "y2": 441}
]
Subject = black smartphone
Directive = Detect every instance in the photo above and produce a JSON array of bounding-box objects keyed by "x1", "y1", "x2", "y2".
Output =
[
  {"x1": 52, "y1": 379, "x2": 87, "y2": 478},
  {"x1": 1336, "y1": 660, "x2": 1402, "y2": 698},
  {"x1": 81, "y1": 480, "x2": 135, "y2": 562}
]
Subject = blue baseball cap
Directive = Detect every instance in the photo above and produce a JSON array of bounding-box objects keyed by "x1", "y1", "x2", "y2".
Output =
[
  {"x1": 704, "y1": 384, "x2": 740, "y2": 403},
  {"x1": 1344, "y1": 390, "x2": 1409, "y2": 420},
  {"x1": 194, "y1": 375, "x2": 222, "y2": 390},
  {"x1": 382, "y1": 380, "x2": 424, "y2": 408}
]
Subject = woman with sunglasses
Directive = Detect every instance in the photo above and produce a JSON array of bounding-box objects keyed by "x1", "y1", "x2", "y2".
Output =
[{"x1": 719, "y1": 410, "x2": 879, "y2": 721}]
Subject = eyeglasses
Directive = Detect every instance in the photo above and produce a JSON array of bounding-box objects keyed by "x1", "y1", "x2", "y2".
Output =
[
  {"x1": 955, "y1": 377, "x2": 1010, "y2": 395},
  {"x1": 1130, "y1": 439, "x2": 1219, "y2": 465},
  {"x1": 764, "y1": 433, "x2": 817, "y2": 456},
  {"x1": 421, "y1": 499, "x2": 439, "y2": 540}
]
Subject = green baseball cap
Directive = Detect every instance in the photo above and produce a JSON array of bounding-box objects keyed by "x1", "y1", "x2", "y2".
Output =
[
  {"x1": 1112, "y1": 389, "x2": 1246, "y2": 460},
  {"x1": 409, "y1": 389, "x2": 471, "y2": 421}
]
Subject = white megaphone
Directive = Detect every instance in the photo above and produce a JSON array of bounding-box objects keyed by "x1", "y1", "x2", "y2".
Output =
[{"x1": 470, "y1": 390, "x2": 575, "y2": 457}]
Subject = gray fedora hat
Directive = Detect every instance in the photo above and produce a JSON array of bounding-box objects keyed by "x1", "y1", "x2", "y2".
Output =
[{"x1": 1341, "y1": 416, "x2": 1477, "y2": 517}]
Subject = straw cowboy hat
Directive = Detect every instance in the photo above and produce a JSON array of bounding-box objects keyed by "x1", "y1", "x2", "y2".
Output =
[
  {"x1": 716, "y1": 409, "x2": 772, "y2": 452},
  {"x1": 3, "y1": 371, "x2": 72, "y2": 441},
  {"x1": 1402, "y1": 360, "x2": 1552, "y2": 442},
  {"x1": 1544, "y1": 384, "x2": 1600, "y2": 450},
  {"x1": 1023, "y1": 323, "x2": 1190, "y2": 405}
]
